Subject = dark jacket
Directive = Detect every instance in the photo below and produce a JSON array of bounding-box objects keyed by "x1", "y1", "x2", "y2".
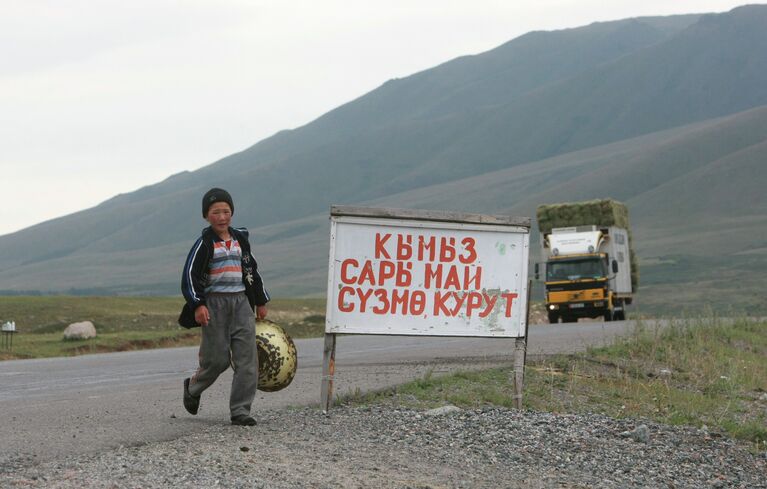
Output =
[{"x1": 178, "y1": 226, "x2": 269, "y2": 328}]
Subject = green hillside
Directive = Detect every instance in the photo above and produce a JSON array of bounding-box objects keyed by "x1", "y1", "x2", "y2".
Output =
[
  {"x1": 2, "y1": 6, "x2": 767, "y2": 315},
  {"x1": 3, "y1": 105, "x2": 766, "y2": 315},
  {"x1": 0, "y1": 12, "x2": 710, "y2": 265}
]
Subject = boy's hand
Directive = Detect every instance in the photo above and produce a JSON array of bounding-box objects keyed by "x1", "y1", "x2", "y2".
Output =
[
  {"x1": 256, "y1": 305, "x2": 268, "y2": 320},
  {"x1": 195, "y1": 305, "x2": 210, "y2": 326}
]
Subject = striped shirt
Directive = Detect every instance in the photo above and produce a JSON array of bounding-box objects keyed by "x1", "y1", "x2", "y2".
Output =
[{"x1": 205, "y1": 238, "x2": 246, "y2": 294}]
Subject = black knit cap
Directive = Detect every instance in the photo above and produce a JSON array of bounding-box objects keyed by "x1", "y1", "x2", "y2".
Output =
[{"x1": 202, "y1": 188, "x2": 234, "y2": 218}]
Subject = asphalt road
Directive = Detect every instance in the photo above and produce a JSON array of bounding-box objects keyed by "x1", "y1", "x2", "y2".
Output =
[{"x1": 0, "y1": 320, "x2": 637, "y2": 465}]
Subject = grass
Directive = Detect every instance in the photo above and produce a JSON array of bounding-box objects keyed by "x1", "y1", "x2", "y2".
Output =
[
  {"x1": 0, "y1": 296, "x2": 182, "y2": 334},
  {"x1": 636, "y1": 253, "x2": 767, "y2": 316},
  {"x1": 0, "y1": 296, "x2": 326, "y2": 360},
  {"x1": 1, "y1": 329, "x2": 202, "y2": 360},
  {"x1": 341, "y1": 316, "x2": 767, "y2": 450}
]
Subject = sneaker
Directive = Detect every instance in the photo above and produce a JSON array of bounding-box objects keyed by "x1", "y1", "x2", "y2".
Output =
[
  {"x1": 231, "y1": 415, "x2": 257, "y2": 426},
  {"x1": 183, "y1": 378, "x2": 200, "y2": 415}
]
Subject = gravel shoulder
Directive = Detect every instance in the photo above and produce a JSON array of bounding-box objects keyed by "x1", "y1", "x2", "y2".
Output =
[{"x1": 3, "y1": 405, "x2": 765, "y2": 488}]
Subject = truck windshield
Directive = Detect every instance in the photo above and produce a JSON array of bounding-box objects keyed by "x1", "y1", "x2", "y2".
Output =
[{"x1": 547, "y1": 258, "x2": 606, "y2": 281}]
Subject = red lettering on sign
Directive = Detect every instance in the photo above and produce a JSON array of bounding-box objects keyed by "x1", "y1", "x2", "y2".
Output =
[
  {"x1": 459, "y1": 237, "x2": 477, "y2": 264},
  {"x1": 433, "y1": 291, "x2": 451, "y2": 316},
  {"x1": 356, "y1": 287, "x2": 374, "y2": 312},
  {"x1": 439, "y1": 237, "x2": 456, "y2": 262},
  {"x1": 375, "y1": 233, "x2": 391, "y2": 259},
  {"x1": 397, "y1": 234, "x2": 413, "y2": 260},
  {"x1": 502, "y1": 292, "x2": 518, "y2": 317},
  {"x1": 335, "y1": 228, "x2": 516, "y2": 322},
  {"x1": 479, "y1": 292, "x2": 498, "y2": 318},
  {"x1": 443, "y1": 266, "x2": 461, "y2": 289},
  {"x1": 410, "y1": 291, "x2": 426, "y2": 315},
  {"x1": 391, "y1": 289, "x2": 408, "y2": 314},
  {"x1": 396, "y1": 261, "x2": 413, "y2": 287},
  {"x1": 337, "y1": 287, "x2": 513, "y2": 319},
  {"x1": 424, "y1": 263, "x2": 442, "y2": 289},
  {"x1": 343, "y1": 259, "x2": 411, "y2": 287},
  {"x1": 424, "y1": 264, "x2": 482, "y2": 290},
  {"x1": 378, "y1": 261, "x2": 395, "y2": 285},
  {"x1": 338, "y1": 286, "x2": 354, "y2": 312},
  {"x1": 449, "y1": 292, "x2": 467, "y2": 316},
  {"x1": 358, "y1": 261, "x2": 375, "y2": 285},
  {"x1": 465, "y1": 266, "x2": 482, "y2": 289},
  {"x1": 340, "y1": 258, "x2": 358, "y2": 284},
  {"x1": 337, "y1": 288, "x2": 427, "y2": 315},
  {"x1": 372, "y1": 289, "x2": 389, "y2": 314},
  {"x1": 465, "y1": 292, "x2": 483, "y2": 316},
  {"x1": 418, "y1": 235, "x2": 436, "y2": 261}
]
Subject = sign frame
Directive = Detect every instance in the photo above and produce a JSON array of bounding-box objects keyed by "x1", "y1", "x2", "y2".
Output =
[{"x1": 321, "y1": 206, "x2": 532, "y2": 412}]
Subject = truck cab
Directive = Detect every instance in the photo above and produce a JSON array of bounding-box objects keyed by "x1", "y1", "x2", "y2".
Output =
[{"x1": 539, "y1": 226, "x2": 632, "y2": 323}]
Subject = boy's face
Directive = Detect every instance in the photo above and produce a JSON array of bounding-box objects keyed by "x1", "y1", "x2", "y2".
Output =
[{"x1": 206, "y1": 202, "x2": 232, "y2": 235}]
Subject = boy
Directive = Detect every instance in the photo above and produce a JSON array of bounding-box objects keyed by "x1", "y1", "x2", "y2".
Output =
[{"x1": 181, "y1": 187, "x2": 269, "y2": 426}]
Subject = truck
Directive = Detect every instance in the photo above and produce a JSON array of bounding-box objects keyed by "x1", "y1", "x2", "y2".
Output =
[{"x1": 535, "y1": 199, "x2": 637, "y2": 323}]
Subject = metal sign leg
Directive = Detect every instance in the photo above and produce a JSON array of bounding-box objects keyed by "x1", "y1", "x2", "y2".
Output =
[
  {"x1": 513, "y1": 337, "x2": 526, "y2": 409},
  {"x1": 320, "y1": 333, "x2": 337, "y2": 414},
  {"x1": 512, "y1": 278, "x2": 532, "y2": 409}
]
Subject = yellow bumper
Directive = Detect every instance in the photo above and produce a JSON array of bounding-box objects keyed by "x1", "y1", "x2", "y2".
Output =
[{"x1": 547, "y1": 287, "x2": 606, "y2": 304}]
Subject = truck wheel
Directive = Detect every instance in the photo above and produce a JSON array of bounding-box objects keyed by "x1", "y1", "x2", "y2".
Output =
[
  {"x1": 547, "y1": 312, "x2": 559, "y2": 324},
  {"x1": 604, "y1": 312, "x2": 612, "y2": 322}
]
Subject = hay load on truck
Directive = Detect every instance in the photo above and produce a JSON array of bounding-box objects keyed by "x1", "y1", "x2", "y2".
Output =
[{"x1": 535, "y1": 199, "x2": 638, "y2": 323}]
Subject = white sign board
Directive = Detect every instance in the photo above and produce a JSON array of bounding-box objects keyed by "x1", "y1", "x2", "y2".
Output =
[
  {"x1": 325, "y1": 208, "x2": 530, "y2": 337},
  {"x1": 549, "y1": 230, "x2": 601, "y2": 255}
]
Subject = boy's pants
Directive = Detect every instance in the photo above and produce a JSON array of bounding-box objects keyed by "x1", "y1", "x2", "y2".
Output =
[{"x1": 188, "y1": 292, "x2": 258, "y2": 418}]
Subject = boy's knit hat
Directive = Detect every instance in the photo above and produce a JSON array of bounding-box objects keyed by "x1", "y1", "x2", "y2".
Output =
[{"x1": 202, "y1": 188, "x2": 234, "y2": 218}]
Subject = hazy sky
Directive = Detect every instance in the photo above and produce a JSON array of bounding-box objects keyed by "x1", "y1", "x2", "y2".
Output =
[{"x1": 0, "y1": 0, "x2": 750, "y2": 236}]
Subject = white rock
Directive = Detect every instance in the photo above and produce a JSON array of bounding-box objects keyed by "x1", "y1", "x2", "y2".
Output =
[
  {"x1": 63, "y1": 321, "x2": 97, "y2": 340},
  {"x1": 424, "y1": 405, "x2": 462, "y2": 417},
  {"x1": 620, "y1": 424, "x2": 650, "y2": 443}
]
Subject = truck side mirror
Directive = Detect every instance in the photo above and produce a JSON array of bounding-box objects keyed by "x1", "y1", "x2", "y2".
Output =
[
  {"x1": 534, "y1": 263, "x2": 539, "y2": 280},
  {"x1": 612, "y1": 260, "x2": 618, "y2": 273}
]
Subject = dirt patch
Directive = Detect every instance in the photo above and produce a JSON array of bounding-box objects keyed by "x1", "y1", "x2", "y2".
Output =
[
  {"x1": 0, "y1": 351, "x2": 31, "y2": 361},
  {"x1": 528, "y1": 302, "x2": 549, "y2": 324}
]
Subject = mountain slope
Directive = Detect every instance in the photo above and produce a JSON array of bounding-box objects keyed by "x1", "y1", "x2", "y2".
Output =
[
  {"x1": 3, "y1": 5, "x2": 767, "y2": 311},
  {"x1": 0, "y1": 12, "x2": 704, "y2": 267},
  {"x1": 3, "y1": 105, "x2": 767, "y2": 299}
]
